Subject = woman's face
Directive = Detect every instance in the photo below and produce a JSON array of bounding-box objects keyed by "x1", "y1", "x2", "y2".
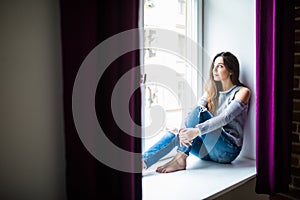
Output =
[{"x1": 212, "y1": 56, "x2": 230, "y2": 82}]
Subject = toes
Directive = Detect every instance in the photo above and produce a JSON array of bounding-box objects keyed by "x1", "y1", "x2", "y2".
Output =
[
  {"x1": 156, "y1": 166, "x2": 167, "y2": 173},
  {"x1": 156, "y1": 167, "x2": 162, "y2": 173}
]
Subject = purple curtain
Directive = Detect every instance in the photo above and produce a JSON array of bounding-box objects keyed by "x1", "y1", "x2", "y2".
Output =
[
  {"x1": 60, "y1": 0, "x2": 142, "y2": 199},
  {"x1": 256, "y1": 0, "x2": 294, "y2": 194}
]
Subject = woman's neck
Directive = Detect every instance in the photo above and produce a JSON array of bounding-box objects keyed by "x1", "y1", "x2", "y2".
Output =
[{"x1": 221, "y1": 81, "x2": 235, "y2": 91}]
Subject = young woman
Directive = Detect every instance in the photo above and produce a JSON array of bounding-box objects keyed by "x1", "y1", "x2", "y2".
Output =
[{"x1": 142, "y1": 51, "x2": 251, "y2": 173}]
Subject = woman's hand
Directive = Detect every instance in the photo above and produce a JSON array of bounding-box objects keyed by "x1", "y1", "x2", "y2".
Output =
[{"x1": 178, "y1": 128, "x2": 200, "y2": 147}]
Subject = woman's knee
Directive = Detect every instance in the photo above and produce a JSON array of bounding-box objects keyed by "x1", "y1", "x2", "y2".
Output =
[{"x1": 185, "y1": 106, "x2": 201, "y2": 128}]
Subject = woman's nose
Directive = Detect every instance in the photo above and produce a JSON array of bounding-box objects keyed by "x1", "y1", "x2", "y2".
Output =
[{"x1": 213, "y1": 66, "x2": 217, "y2": 72}]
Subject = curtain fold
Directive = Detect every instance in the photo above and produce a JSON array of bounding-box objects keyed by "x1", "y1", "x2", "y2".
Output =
[
  {"x1": 60, "y1": 0, "x2": 142, "y2": 199},
  {"x1": 256, "y1": 0, "x2": 294, "y2": 194}
]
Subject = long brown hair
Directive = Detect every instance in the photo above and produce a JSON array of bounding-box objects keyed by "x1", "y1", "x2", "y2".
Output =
[{"x1": 205, "y1": 52, "x2": 245, "y2": 114}]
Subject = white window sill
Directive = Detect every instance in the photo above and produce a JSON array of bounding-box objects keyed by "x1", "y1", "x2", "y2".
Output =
[{"x1": 142, "y1": 155, "x2": 256, "y2": 200}]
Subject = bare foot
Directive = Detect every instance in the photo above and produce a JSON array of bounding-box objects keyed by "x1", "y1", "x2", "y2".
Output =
[{"x1": 156, "y1": 152, "x2": 187, "y2": 173}]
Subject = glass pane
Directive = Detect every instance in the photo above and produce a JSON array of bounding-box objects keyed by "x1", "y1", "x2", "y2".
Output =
[{"x1": 143, "y1": 0, "x2": 197, "y2": 150}]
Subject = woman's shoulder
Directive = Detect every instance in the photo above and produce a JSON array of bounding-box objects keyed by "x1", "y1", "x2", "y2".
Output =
[
  {"x1": 238, "y1": 86, "x2": 251, "y2": 94},
  {"x1": 234, "y1": 86, "x2": 251, "y2": 104}
]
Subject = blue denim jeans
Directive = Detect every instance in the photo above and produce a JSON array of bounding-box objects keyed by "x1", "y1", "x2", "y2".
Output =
[{"x1": 142, "y1": 106, "x2": 241, "y2": 169}]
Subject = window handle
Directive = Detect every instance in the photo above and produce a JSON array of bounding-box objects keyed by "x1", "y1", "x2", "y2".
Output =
[{"x1": 141, "y1": 73, "x2": 147, "y2": 84}]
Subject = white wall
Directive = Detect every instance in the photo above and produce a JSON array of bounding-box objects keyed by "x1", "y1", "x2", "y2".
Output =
[
  {"x1": 0, "y1": 0, "x2": 66, "y2": 199},
  {"x1": 203, "y1": 0, "x2": 256, "y2": 159}
]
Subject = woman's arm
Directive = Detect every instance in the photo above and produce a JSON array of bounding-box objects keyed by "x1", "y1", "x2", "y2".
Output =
[
  {"x1": 179, "y1": 87, "x2": 251, "y2": 143},
  {"x1": 197, "y1": 87, "x2": 251, "y2": 134},
  {"x1": 234, "y1": 87, "x2": 251, "y2": 104}
]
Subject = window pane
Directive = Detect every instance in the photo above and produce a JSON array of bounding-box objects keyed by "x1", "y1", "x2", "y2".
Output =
[{"x1": 143, "y1": 0, "x2": 198, "y2": 150}]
